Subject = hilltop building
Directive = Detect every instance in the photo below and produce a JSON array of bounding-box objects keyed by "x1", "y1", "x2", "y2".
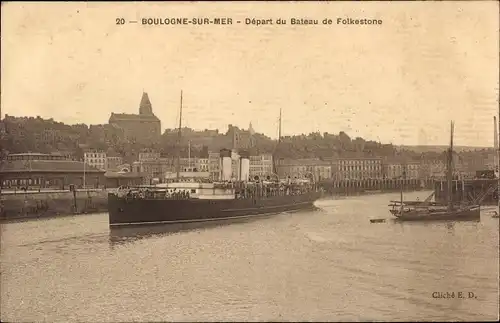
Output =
[
  {"x1": 108, "y1": 92, "x2": 161, "y2": 145},
  {"x1": 228, "y1": 123, "x2": 256, "y2": 150}
]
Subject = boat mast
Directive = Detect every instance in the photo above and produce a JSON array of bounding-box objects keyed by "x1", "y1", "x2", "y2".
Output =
[
  {"x1": 447, "y1": 121, "x2": 454, "y2": 211},
  {"x1": 272, "y1": 108, "x2": 282, "y2": 176},
  {"x1": 278, "y1": 107, "x2": 282, "y2": 144},
  {"x1": 176, "y1": 90, "x2": 183, "y2": 181}
]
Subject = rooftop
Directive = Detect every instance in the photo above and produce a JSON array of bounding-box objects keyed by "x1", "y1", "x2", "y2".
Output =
[
  {"x1": 109, "y1": 112, "x2": 160, "y2": 122},
  {"x1": 278, "y1": 158, "x2": 331, "y2": 166},
  {"x1": 0, "y1": 160, "x2": 104, "y2": 173},
  {"x1": 105, "y1": 171, "x2": 145, "y2": 178}
]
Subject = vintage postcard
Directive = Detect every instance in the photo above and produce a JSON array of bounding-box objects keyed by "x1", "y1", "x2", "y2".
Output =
[{"x1": 1, "y1": 1, "x2": 499, "y2": 322}]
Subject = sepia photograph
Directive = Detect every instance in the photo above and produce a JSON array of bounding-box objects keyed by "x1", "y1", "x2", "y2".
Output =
[{"x1": 1, "y1": 1, "x2": 499, "y2": 322}]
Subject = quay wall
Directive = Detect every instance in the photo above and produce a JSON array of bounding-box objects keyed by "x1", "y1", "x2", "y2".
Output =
[
  {"x1": 0, "y1": 189, "x2": 109, "y2": 221},
  {"x1": 320, "y1": 178, "x2": 434, "y2": 195}
]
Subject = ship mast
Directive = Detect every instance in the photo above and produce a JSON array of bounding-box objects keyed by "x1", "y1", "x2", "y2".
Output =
[
  {"x1": 278, "y1": 107, "x2": 282, "y2": 144},
  {"x1": 272, "y1": 108, "x2": 282, "y2": 176},
  {"x1": 176, "y1": 90, "x2": 183, "y2": 181},
  {"x1": 447, "y1": 121, "x2": 454, "y2": 211}
]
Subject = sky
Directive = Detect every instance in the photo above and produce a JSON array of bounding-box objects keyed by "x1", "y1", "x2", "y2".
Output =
[{"x1": 1, "y1": 1, "x2": 499, "y2": 147}]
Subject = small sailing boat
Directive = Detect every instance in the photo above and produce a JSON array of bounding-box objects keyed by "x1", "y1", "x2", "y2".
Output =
[{"x1": 389, "y1": 121, "x2": 480, "y2": 221}]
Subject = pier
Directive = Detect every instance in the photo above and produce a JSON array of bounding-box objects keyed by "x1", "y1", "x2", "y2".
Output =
[{"x1": 319, "y1": 178, "x2": 434, "y2": 195}]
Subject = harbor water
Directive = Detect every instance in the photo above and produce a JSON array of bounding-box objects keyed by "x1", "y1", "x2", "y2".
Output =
[{"x1": 1, "y1": 191, "x2": 498, "y2": 321}]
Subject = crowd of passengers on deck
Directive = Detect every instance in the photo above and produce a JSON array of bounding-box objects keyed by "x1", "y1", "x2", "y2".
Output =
[{"x1": 117, "y1": 181, "x2": 316, "y2": 200}]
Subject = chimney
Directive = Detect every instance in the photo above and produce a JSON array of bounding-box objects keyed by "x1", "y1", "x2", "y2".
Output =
[
  {"x1": 220, "y1": 148, "x2": 232, "y2": 181},
  {"x1": 239, "y1": 150, "x2": 250, "y2": 182}
]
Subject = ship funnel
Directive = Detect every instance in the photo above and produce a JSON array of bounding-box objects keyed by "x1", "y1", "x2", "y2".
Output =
[
  {"x1": 239, "y1": 150, "x2": 250, "y2": 182},
  {"x1": 220, "y1": 148, "x2": 232, "y2": 181}
]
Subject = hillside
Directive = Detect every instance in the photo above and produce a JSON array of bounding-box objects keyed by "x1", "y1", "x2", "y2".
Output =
[{"x1": 1, "y1": 115, "x2": 485, "y2": 162}]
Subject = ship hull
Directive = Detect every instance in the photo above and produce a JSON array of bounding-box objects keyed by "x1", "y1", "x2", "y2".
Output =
[
  {"x1": 108, "y1": 192, "x2": 322, "y2": 226},
  {"x1": 391, "y1": 206, "x2": 480, "y2": 222}
]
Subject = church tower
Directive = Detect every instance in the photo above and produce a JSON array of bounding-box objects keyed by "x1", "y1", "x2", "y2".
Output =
[{"x1": 139, "y1": 92, "x2": 153, "y2": 115}]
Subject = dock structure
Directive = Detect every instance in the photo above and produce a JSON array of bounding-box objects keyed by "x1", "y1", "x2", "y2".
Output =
[
  {"x1": 319, "y1": 178, "x2": 434, "y2": 195},
  {"x1": 433, "y1": 178, "x2": 497, "y2": 206}
]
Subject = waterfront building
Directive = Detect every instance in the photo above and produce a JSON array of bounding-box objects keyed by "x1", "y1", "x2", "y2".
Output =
[
  {"x1": 406, "y1": 162, "x2": 420, "y2": 179},
  {"x1": 0, "y1": 153, "x2": 105, "y2": 189},
  {"x1": 427, "y1": 159, "x2": 446, "y2": 179},
  {"x1": 330, "y1": 157, "x2": 383, "y2": 180},
  {"x1": 383, "y1": 161, "x2": 421, "y2": 180},
  {"x1": 106, "y1": 155, "x2": 124, "y2": 171},
  {"x1": 208, "y1": 151, "x2": 220, "y2": 180},
  {"x1": 276, "y1": 158, "x2": 331, "y2": 181},
  {"x1": 84, "y1": 151, "x2": 107, "y2": 171},
  {"x1": 104, "y1": 170, "x2": 144, "y2": 188},
  {"x1": 249, "y1": 154, "x2": 273, "y2": 179},
  {"x1": 108, "y1": 92, "x2": 161, "y2": 145},
  {"x1": 195, "y1": 157, "x2": 209, "y2": 172},
  {"x1": 138, "y1": 151, "x2": 161, "y2": 162},
  {"x1": 133, "y1": 157, "x2": 174, "y2": 184},
  {"x1": 384, "y1": 162, "x2": 404, "y2": 179}
]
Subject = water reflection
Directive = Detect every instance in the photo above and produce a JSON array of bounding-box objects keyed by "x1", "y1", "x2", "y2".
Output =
[
  {"x1": 108, "y1": 215, "x2": 277, "y2": 248},
  {"x1": 108, "y1": 206, "x2": 322, "y2": 248},
  {"x1": 392, "y1": 218, "x2": 480, "y2": 226}
]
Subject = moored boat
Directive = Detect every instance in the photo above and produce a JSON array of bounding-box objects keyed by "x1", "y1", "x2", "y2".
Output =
[{"x1": 389, "y1": 121, "x2": 480, "y2": 222}]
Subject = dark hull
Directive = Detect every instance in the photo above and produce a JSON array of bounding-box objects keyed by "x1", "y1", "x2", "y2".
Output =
[
  {"x1": 108, "y1": 192, "x2": 322, "y2": 226},
  {"x1": 391, "y1": 206, "x2": 481, "y2": 222}
]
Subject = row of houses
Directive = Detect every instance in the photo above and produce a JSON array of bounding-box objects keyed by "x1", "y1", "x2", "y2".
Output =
[
  {"x1": 1, "y1": 150, "x2": 496, "y2": 190},
  {"x1": 121, "y1": 153, "x2": 478, "y2": 183}
]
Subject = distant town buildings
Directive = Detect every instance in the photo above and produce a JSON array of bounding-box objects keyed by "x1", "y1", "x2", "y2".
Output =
[
  {"x1": 106, "y1": 155, "x2": 124, "y2": 172},
  {"x1": 195, "y1": 157, "x2": 209, "y2": 172},
  {"x1": 208, "y1": 151, "x2": 220, "y2": 180},
  {"x1": 134, "y1": 155, "x2": 173, "y2": 184},
  {"x1": 108, "y1": 92, "x2": 161, "y2": 145},
  {"x1": 249, "y1": 154, "x2": 273, "y2": 179},
  {"x1": 277, "y1": 158, "x2": 331, "y2": 181},
  {"x1": 138, "y1": 151, "x2": 161, "y2": 162},
  {"x1": 330, "y1": 157, "x2": 383, "y2": 180},
  {"x1": 228, "y1": 123, "x2": 256, "y2": 150},
  {"x1": 84, "y1": 151, "x2": 107, "y2": 171},
  {"x1": 383, "y1": 160, "x2": 421, "y2": 179}
]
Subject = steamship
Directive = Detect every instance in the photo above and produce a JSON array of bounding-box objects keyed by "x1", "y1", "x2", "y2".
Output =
[{"x1": 107, "y1": 91, "x2": 323, "y2": 227}]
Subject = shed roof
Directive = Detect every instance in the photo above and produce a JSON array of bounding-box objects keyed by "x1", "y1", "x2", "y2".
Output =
[
  {"x1": 0, "y1": 160, "x2": 104, "y2": 173},
  {"x1": 104, "y1": 171, "x2": 145, "y2": 178}
]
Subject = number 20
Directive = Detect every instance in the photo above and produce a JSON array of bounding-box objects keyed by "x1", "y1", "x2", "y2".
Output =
[{"x1": 116, "y1": 18, "x2": 125, "y2": 25}]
